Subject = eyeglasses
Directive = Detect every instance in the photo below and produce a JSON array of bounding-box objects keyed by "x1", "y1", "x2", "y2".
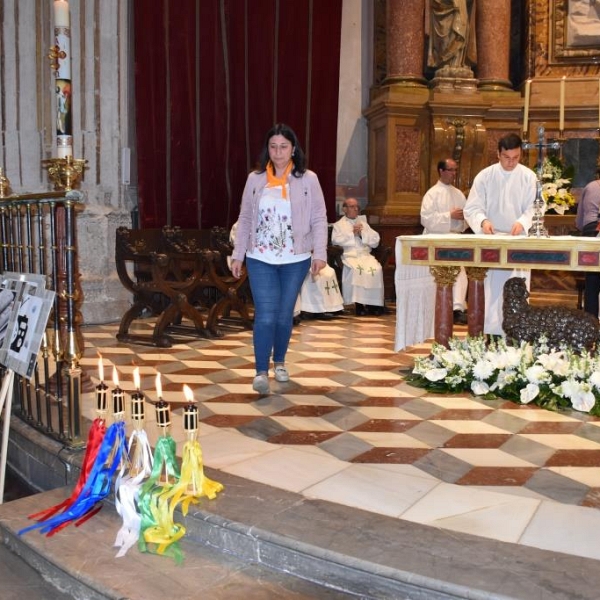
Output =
[
  {"x1": 443, "y1": 168, "x2": 458, "y2": 172},
  {"x1": 343, "y1": 205, "x2": 359, "y2": 210}
]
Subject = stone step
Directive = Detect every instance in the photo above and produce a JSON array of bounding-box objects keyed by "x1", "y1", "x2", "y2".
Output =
[
  {"x1": 0, "y1": 487, "x2": 356, "y2": 600},
  {"x1": 2, "y1": 470, "x2": 600, "y2": 600}
]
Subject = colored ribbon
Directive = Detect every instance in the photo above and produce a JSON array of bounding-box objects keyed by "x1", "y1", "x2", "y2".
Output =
[
  {"x1": 114, "y1": 428, "x2": 153, "y2": 558},
  {"x1": 162, "y1": 439, "x2": 223, "y2": 519},
  {"x1": 23, "y1": 417, "x2": 106, "y2": 525},
  {"x1": 19, "y1": 420, "x2": 126, "y2": 537},
  {"x1": 137, "y1": 435, "x2": 183, "y2": 562}
]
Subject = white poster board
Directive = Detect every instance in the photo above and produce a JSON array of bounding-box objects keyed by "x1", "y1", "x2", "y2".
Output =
[
  {"x1": 0, "y1": 273, "x2": 55, "y2": 379},
  {"x1": 0, "y1": 273, "x2": 55, "y2": 503}
]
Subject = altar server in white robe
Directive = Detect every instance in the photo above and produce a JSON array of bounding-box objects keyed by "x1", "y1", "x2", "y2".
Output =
[
  {"x1": 463, "y1": 133, "x2": 536, "y2": 335},
  {"x1": 421, "y1": 158, "x2": 469, "y2": 324},
  {"x1": 332, "y1": 197, "x2": 384, "y2": 315}
]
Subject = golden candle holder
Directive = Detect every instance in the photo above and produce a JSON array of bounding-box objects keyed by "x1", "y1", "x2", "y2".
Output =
[
  {"x1": 42, "y1": 156, "x2": 88, "y2": 191},
  {"x1": 0, "y1": 167, "x2": 12, "y2": 198}
]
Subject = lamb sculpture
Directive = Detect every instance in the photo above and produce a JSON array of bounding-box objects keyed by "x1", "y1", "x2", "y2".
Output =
[{"x1": 502, "y1": 277, "x2": 600, "y2": 352}]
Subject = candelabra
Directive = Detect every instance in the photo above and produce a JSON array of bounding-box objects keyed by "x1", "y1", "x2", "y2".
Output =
[{"x1": 522, "y1": 126, "x2": 561, "y2": 238}]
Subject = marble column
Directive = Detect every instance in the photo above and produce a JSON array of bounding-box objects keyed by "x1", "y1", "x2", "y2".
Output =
[
  {"x1": 385, "y1": 0, "x2": 427, "y2": 86},
  {"x1": 477, "y1": 0, "x2": 512, "y2": 90}
]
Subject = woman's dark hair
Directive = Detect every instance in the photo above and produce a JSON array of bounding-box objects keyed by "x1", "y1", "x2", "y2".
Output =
[{"x1": 256, "y1": 123, "x2": 306, "y2": 177}]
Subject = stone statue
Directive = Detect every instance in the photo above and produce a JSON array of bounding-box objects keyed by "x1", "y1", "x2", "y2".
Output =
[{"x1": 427, "y1": 0, "x2": 477, "y2": 74}]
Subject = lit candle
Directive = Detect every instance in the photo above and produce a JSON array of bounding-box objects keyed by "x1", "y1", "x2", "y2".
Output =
[
  {"x1": 559, "y1": 76, "x2": 566, "y2": 132},
  {"x1": 112, "y1": 366, "x2": 125, "y2": 419},
  {"x1": 54, "y1": 0, "x2": 70, "y2": 27},
  {"x1": 523, "y1": 79, "x2": 531, "y2": 136},
  {"x1": 95, "y1": 355, "x2": 108, "y2": 415},
  {"x1": 183, "y1": 384, "x2": 198, "y2": 435},
  {"x1": 155, "y1": 372, "x2": 170, "y2": 432},
  {"x1": 130, "y1": 367, "x2": 145, "y2": 424}
]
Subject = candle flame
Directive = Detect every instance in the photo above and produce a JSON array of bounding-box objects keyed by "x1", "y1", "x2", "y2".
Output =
[
  {"x1": 112, "y1": 365, "x2": 119, "y2": 387},
  {"x1": 156, "y1": 372, "x2": 162, "y2": 398},
  {"x1": 133, "y1": 367, "x2": 140, "y2": 390},
  {"x1": 98, "y1": 354, "x2": 104, "y2": 382},
  {"x1": 183, "y1": 384, "x2": 194, "y2": 403}
]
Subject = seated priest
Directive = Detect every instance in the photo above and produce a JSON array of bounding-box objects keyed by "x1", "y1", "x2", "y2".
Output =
[
  {"x1": 297, "y1": 263, "x2": 344, "y2": 320},
  {"x1": 331, "y1": 197, "x2": 384, "y2": 316}
]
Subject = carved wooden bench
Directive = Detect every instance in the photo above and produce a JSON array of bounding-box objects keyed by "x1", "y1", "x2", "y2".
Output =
[
  {"x1": 115, "y1": 227, "x2": 212, "y2": 347},
  {"x1": 115, "y1": 226, "x2": 252, "y2": 347}
]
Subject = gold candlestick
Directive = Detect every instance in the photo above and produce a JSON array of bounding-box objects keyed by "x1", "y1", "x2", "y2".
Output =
[
  {"x1": 42, "y1": 156, "x2": 88, "y2": 191},
  {"x1": 0, "y1": 168, "x2": 12, "y2": 198}
]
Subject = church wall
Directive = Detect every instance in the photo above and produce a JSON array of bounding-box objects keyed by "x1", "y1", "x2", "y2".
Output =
[
  {"x1": 335, "y1": 0, "x2": 372, "y2": 215},
  {"x1": 0, "y1": 0, "x2": 133, "y2": 325}
]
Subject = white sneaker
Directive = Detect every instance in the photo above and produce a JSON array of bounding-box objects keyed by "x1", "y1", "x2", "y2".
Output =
[
  {"x1": 274, "y1": 365, "x2": 290, "y2": 382},
  {"x1": 252, "y1": 374, "x2": 270, "y2": 394}
]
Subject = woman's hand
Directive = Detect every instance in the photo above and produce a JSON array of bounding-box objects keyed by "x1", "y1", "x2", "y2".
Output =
[
  {"x1": 310, "y1": 259, "x2": 327, "y2": 276},
  {"x1": 231, "y1": 259, "x2": 244, "y2": 279}
]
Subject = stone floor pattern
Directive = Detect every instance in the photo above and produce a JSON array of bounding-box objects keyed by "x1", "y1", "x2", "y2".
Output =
[{"x1": 77, "y1": 311, "x2": 600, "y2": 562}]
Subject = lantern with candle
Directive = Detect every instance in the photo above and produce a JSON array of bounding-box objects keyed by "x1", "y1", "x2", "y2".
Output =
[
  {"x1": 96, "y1": 355, "x2": 108, "y2": 416},
  {"x1": 148, "y1": 372, "x2": 178, "y2": 487},
  {"x1": 130, "y1": 367, "x2": 145, "y2": 426},
  {"x1": 126, "y1": 366, "x2": 153, "y2": 481},
  {"x1": 183, "y1": 384, "x2": 198, "y2": 441},
  {"x1": 112, "y1": 366, "x2": 125, "y2": 420},
  {"x1": 155, "y1": 372, "x2": 171, "y2": 434}
]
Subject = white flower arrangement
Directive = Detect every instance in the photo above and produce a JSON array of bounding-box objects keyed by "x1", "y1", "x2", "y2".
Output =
[
  {"x1": 538, "y1": 156, "x2": 576, "y2": 215},
  {"x1": 406, "y1": 335, "x2": 600, "y2": 415}
]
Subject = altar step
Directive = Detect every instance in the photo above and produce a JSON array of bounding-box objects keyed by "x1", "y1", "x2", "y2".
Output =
[{"x1": 3, "y1": 471, "x2": 600, "y2": 600}]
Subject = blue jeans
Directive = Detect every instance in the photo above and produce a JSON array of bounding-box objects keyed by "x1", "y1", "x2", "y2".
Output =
[{"x1": 246, "y1": 257, "x2": 310, "y2": 374}]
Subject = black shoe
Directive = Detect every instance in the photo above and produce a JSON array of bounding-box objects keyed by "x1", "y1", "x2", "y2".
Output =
[
  {"x1": 317, "y1": 312, "x2": 336, "y2": 320},
  {"x1": 453, "y1": 310, "x2": 468, "y2": 325},
  {"x1": 367, "y1": 305, "x2": 384, "y2": 316},
  {"x1": 293, "y1": 316, "x2": 301, "y2": 326},
  {"x1": 355, "y1": 303, "x2": 367, "y2": 316}
]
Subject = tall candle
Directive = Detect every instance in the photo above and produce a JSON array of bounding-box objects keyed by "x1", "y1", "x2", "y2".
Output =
[
  {"x1": 54, "y1": 0, "x2": 70, "y2": 27},
  {"x1": 559, "y1": 76, "x2": 566, "y2": 132},
  {"x1": 523, "y1": 79, "x2": 531, "y2": 136},
  {"x1": 53, "y1": 0, "x2": 72, "y2": 157}
]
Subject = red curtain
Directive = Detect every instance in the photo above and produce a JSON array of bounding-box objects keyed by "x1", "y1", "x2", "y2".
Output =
[{"x1": 134, "y1": 0, "x2": 342, "y2": 229}]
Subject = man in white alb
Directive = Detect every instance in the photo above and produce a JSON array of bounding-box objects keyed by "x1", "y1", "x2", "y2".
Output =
[
  {"x1": 421, "y1": 158, "x2": 468, "y2": 325},
  {"x1": 463, "y1": 133, "x2": 536, "y2": 335},
  {"x1": 331, "y1": 197, "x2": 384, "y2": 315}
]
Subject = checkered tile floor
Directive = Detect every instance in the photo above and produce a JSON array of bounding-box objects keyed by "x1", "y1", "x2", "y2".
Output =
[{"x1": 79, "y1": 310, "x2": 600, "y2": 509}]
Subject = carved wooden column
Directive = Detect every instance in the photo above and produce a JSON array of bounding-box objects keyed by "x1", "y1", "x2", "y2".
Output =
[
  {"x1": 477, "y1": 0, "x2": 512, "y2": 90},
  {"x1": 385, "y1": 0, "x2": 427, "y2": 86}
]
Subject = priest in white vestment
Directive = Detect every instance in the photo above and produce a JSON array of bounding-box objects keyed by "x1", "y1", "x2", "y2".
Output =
[
  {"x1": 331, "y1": 197, "x2": 384, "y2": 315},
  {"x1": 463, "y1": 133, "x2": 536, "y2": 335}
]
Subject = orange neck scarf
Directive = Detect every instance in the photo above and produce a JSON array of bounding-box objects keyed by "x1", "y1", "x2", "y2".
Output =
[{"x1": 266, "y1": 161, "x2": 293, "y2": 198}]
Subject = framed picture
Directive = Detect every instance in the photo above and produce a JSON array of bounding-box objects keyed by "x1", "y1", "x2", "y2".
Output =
[{"x1": 551, "y1": 0, "x2": 600, "y2": 63}]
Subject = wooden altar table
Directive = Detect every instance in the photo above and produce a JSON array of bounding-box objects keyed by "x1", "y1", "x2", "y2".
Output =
[{"x1": 395, "y1": 234, "x2": 600, "y2": 351}]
